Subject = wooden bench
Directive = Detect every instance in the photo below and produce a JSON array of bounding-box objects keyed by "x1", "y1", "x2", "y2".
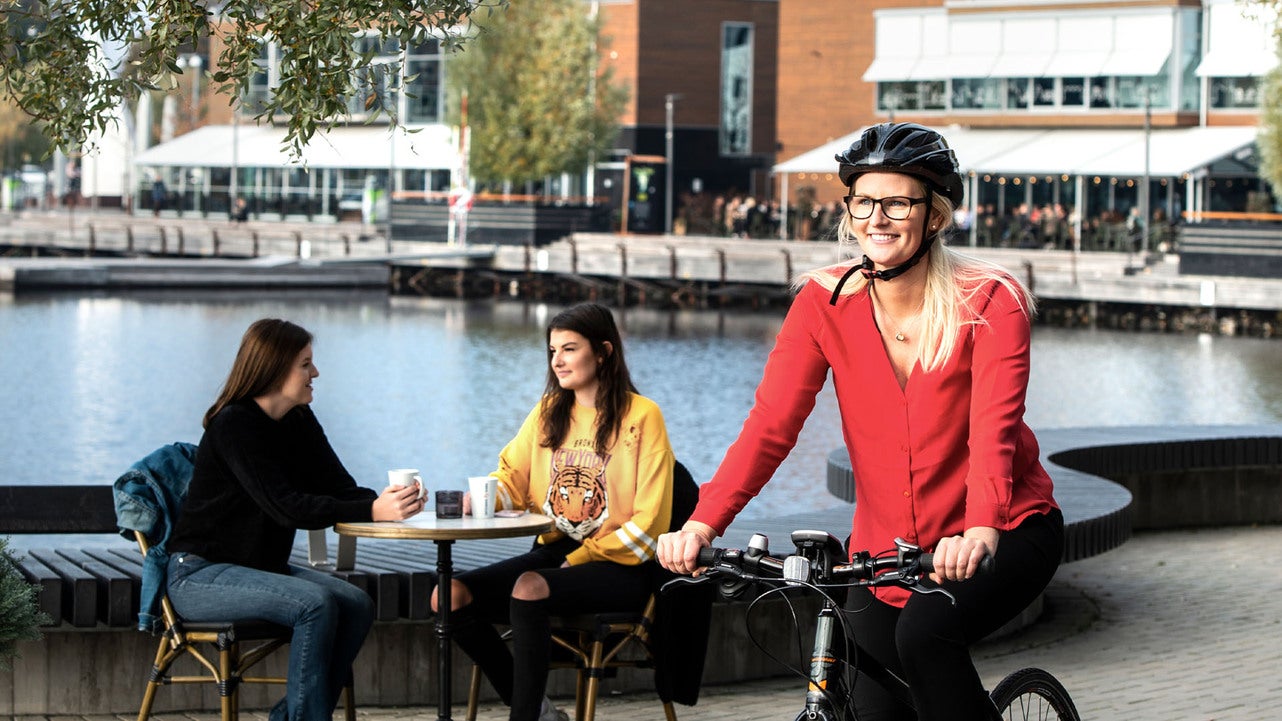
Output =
[
  {"x1": 825, "y1": 424, "x2": 1282, "y2": 561},
  {"x1": 0, "y1": 485, "x2": 438, "y2": 628}
]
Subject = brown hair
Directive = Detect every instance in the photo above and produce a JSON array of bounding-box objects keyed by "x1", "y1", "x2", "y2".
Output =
[
  {"x1": 203, "y1": 318, "x2": 313, "y2": 428},
  {"x1": 539, "y1": 303, "x2": 637, "y2": 456}
]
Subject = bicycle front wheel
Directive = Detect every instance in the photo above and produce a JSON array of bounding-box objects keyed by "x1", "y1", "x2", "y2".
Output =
[{"x1": 989, "y1": 667, "x2": 1081, "y2": 721}]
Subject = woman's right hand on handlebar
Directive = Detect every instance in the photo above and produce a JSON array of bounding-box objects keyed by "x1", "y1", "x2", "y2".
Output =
[{"x1": 657, "y1": 521, "x2": 717, "y2": 575}]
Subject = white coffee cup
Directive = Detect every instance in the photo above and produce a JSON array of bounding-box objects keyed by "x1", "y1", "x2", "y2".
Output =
[
  {"x1": 388, "y1": 468, "x2": 425, "y2": 499},
  {"x1": 468, "y1": 475, "x2": 498, "y2": 519}
]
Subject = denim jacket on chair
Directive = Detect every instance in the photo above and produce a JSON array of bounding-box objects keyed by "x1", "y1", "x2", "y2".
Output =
[{"x1": 112, "y1": 441, "x2": 198, "y2": 633}]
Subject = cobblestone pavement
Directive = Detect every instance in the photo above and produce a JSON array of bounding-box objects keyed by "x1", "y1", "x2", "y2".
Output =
[{"x1": 59, "y1": 525, "x2": 1280, "y2": 721}]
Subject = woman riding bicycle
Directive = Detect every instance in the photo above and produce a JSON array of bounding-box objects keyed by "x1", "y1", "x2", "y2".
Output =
[{"x1": 658, "y1": 122, "x2": 1064, "y2": 721}]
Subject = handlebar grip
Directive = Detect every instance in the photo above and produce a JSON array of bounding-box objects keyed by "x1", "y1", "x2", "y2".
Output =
[
  {"x1": 696, "y1": 546, "x2": 722, "y2": 568},
  {"x1": 918, "y1": 553, "x2": 996, "y2": 576}
]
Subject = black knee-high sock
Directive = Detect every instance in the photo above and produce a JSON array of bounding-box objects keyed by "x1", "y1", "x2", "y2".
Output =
[
  {"x1": 509, "y1": 598, "x2": 552, "y2": 721},
  {"x1": 450, "y1": 606, "x2": 515, "y2": 705}
]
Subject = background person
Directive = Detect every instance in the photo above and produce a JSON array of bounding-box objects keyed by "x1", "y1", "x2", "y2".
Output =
[
  {"x1": 166, "y1": 318, "x2": 423, "y2": 721},
  {"x1": 436, "y1": 302, "x2": 675, "y2": 721},
  {"x1": 657, "y1": 122, "x2": 1063, "y2": 721}
]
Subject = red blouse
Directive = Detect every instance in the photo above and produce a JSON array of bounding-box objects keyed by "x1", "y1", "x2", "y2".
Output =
[{"x1": 691, "y1": 274, "x2": 1059, "y2": 606}]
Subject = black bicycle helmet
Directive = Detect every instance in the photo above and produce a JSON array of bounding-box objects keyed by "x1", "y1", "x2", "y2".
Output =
[
  {"x1": 827, "y1": 123, "x2": 964, "y2": 295},
  {"x1": 835, "y1": 122, "x2": 964, "y2": 206}
]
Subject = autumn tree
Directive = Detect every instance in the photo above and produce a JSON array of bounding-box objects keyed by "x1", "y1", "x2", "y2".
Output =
[
  {"x1": 0, "y1": 0, "x2": 503, "y2": 158},
  {"x1": 444, "y1": 0, "x2": 627, "y2": 189},
  {"x1": 0, "y1": 96, "x2": 48, "y2": 170},
  {"x1": 1259, "y1": 49, "x2": 1282, "y2": 198},
  {"x1": 1252, "y1": 0, "x2": 1282, "y2": 198}
]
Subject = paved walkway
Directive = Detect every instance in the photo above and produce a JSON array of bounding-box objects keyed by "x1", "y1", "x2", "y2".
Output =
[
  {"x1": 101, "y1": 524, "x2": 1278, "y2": 721},
  {"x1": 445, "y1": 525, "x2": 1282, "y2": 721}
]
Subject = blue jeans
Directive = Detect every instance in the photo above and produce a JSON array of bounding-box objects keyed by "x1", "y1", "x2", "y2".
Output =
[{"x1": 167, "y1": 553, "x2": 374, "y2": 721}]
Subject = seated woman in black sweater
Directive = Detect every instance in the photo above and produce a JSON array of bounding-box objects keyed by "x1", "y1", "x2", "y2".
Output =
[{"x1": 167, "y1": 318, "x2": 423, "y2": 721}]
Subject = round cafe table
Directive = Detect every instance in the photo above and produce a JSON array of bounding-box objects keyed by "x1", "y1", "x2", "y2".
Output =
[{"x1": 335, "y1": 512, "x2": 554, "y2": 721}]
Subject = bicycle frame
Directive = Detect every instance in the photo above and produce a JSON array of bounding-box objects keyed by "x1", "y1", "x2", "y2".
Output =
[{"x1": 679, "y1": 531, "x2": 1079, "y2": 721}]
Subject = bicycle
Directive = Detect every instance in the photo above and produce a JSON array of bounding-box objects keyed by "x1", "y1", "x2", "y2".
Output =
[{"x1": 668, "y1": 530, "x2": 1080, "y2": 721}]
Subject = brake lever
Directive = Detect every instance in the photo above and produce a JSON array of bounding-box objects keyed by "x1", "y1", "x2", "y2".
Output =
[
  {"x1": 905, "y1": 581, "x2": 957, "y2": 605},
  {"x1": 659, "y1": 574, "x2": 709, "y2": 593},
  {"x1": 879, "y1": 566, "x2": 958, "y2": 606}
]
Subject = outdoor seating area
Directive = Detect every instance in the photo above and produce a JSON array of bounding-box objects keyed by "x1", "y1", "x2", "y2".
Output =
[{"x1": 2, "y1": 423, "x2": 1280, "y2": 716}]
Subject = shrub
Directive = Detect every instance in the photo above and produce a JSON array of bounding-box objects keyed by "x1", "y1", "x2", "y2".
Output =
[{"x1": 0, "y1": 536, "x2": 49, "y2": 670}]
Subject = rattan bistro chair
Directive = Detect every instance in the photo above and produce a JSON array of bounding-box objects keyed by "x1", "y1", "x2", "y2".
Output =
[
  {"x1": 115, "y1": 443, "x2": 356, "y2": 721},
  {"x1": 133, "y1": 531, "x2": 355, "y2": 721},
  {"x1": 465, "y1": 461, "x2": 707, "y2": 721}
]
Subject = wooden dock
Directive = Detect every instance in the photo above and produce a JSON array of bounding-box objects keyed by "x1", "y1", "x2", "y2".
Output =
[
  {"x1": 4, "y1": 211, "x2": 1281, "y2": 323},
  {"x1": 398, "y1": 232, "x2": 1282, "y2": 318}
]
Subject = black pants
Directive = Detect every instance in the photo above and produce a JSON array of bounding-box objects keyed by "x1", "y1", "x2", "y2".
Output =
[
  {"x1": 451, "y1": 538, "x2": 652, "y2": 721},
  {"x1": 842, "y1": 509, "x2": 1064, "y2": 721}
]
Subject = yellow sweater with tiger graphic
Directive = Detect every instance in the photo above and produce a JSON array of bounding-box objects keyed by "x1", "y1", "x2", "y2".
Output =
[{"x1": 488, "y1": 393, "x2": 674, "y2": 567}]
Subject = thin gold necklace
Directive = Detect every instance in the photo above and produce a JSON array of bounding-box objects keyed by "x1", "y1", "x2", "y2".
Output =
[{"x1": 870, "y1": 284, "x2": 922, "y2": 343}]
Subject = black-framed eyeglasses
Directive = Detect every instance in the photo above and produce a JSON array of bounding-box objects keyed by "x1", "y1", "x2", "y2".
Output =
[{"x1": 843, "y1": 195, "x2": 928, "y2": 220}]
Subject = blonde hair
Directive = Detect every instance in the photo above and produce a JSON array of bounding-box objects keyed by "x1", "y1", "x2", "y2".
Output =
[{"x1": 798, "y1": 185, "x2": 1036, "y2": 373}]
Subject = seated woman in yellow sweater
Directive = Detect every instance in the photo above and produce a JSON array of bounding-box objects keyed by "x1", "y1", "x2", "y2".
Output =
[{"x1": 432, "y1": 302, "x2": 675, "y2": 721}]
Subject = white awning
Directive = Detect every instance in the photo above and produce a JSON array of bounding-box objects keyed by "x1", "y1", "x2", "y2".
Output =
[
  {"x1": 1072, "y1": 126, "x2": 1259, "y2": 177},
  {"x1": 945, "y1": 18, "x2": 1001, "y2": 79},
  {"x1": 1098, "y1": 13, "x2": 1173, "y2": 77},
  {"x1": 862, "y1": 8, "x2": 1187, "y2": 82},
  {"x1": 863, "y1": 56, "x2": 918, "y2": 82},
  {"x1": 976, "y1": 129, "x2": 1140, "y2": 176},
  {"x1": 1043, "y1": 15, "x2": 1114, "y2": 78},
  {"x1": 987, "y1": 17, "x2": 1056, "y2": 78},
  {"x1": 907, "y1": 12, "x2": 951, "y2": 80},
  {"x1": 773, "y1": 129, "x2": 868, "y2": 176},
  {"x1": 862, "y1": 11, "x2": 931, "y2": 83},
  {"x1": 1195, "y1": 49, "x2": 1278, "y2": 77},
  {"x1": 773, "y1": 126, "x2": 1258, "y2": 179},
  {"x1": 134, "y1": 123, "x2": 458, "y2": 170},
  {"x1": 1197, "y1": 1, "x2": 1278, "y2": 77}
]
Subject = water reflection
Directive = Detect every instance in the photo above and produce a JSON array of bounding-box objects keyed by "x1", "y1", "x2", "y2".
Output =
[{"x1": 1, "y1": 292, "x2": 1279, "y2": 519}]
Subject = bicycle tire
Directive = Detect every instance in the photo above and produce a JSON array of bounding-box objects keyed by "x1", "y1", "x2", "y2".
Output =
[{"x1": 989, "y1": 667, "x2": 1081, "y2": 721}]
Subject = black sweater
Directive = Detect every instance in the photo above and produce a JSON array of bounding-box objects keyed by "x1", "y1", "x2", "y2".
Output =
[{"x1": 168, "y1": 399, "x2": 376, "y2": 574}]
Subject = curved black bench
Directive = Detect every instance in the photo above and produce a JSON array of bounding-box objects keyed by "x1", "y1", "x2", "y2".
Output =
[{"x1": 826, "y1": 424, "x2": 1282, "y2": 564}]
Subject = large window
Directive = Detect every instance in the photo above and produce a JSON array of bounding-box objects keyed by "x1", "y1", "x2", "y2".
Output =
[
  {"x1": 1007, "y1": 78, "x2": 1030, "y2": 109},
  {"x1": 952, "y1": 78, "x2": 1003, "y2": 109},
  {"x1": 1033, "y1": 78, "x2": 1057, "y2": 107},
  {"x1": 1210, "y1": 77, "x2": 1261, "y2": 109},
  {"x1": 244, "y1": 33, "x2": 445, "y2": 123},
  {"x1": 721, "y1": 23, "x2": 753, "y2": 156},
  {"x1": 1061, "y1": 77, "x2": 1086, "y2": 107},
  {"x1": 1116, "y1": 76, "x2": 1170, "y2": 109},
  {"x1": 346, "y1": 34, "x2": 402, "y2": 119},
  {"x1": 404, "y1": 38, "x2": 443, "y2": 123},
  {"x1": 878, "y1": 81, "x2": 946, "y2": 112},
  {"x1": 244, "y1": 42, "x2": 277, "y2": 115},
  {"x1": 866, "y1": 7, "x2": 1210, "y2": 117}
]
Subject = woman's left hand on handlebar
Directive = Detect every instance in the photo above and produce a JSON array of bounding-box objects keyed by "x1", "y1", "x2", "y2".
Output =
[
  {"x1": 657, "y1": 521, "x2": 716, "y2": 575},
  {"x1": 930, "y1": 526, "x2": 999, "y2": 583}
]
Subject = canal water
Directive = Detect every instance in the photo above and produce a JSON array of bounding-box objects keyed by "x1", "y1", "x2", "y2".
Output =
[{"x1": 2, "y1": 291, "x2": 1280, "y2": 520}]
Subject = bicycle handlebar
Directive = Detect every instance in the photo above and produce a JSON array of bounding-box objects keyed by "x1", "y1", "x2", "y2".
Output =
[{"x1": 693, "y1": 534, "x2": 994, "y2": 592}]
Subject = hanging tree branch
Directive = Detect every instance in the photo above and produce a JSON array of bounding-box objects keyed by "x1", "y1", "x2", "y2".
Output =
[{"x1": 0, "y1": 0, "x2": 507, "y2": 158}]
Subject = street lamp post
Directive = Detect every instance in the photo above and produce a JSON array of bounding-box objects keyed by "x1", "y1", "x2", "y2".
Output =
[
  {"x1": 1141, "y1": 85, "x2": 1152, "y2": 259},
  {"x1": 664, "y1": 93, "x2": 680, "y2": 235},
  {"x1": 181, "y1": 54, "x2": 203, "y2": 131}
]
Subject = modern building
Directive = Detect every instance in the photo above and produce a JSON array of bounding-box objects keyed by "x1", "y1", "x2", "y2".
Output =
[
  {"x1": 771, "y1": 0, "x2": 1278, "y2": 246},
  {"x1": 121, "y1": 1, "x2": 781, "y2": 230},
  {"x1": 592, "y1": 0, "x2": 779, "y2": 231}
]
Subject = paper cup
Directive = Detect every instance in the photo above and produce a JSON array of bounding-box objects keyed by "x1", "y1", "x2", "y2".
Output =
[{"x1": 468, "y1": 476, "x2": 498, "y2": 519}]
